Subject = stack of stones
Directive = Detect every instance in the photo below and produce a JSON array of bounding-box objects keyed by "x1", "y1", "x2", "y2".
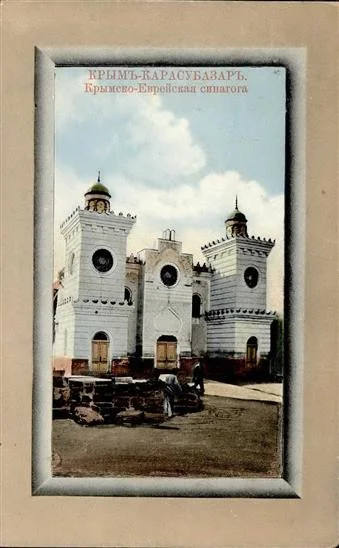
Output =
[
  {"x1": 133, "y1": 381, "x2": 165, "y2": 413},
  {"x1": 68, "y1": 377, "x2": 113, "y2": 424},
  {"x1": 174, "y1": 382, "x2": 203, "y2": 414},
  {"x1": 53, "y1": 374, "x2": 70, "y2": 417},
  {"x1": 112, "y1": 380, "x2": 165, "y2": 418},
  {"x1": 53, "y1": 375, "x2": 202, "y2": 426}
]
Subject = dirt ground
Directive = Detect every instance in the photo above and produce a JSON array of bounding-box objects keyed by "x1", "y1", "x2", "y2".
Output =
[{"x1": 52, "y1": 395, "x2": 282, "y2": 478}]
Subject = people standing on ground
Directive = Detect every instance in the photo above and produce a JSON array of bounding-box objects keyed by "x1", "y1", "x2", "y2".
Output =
[
  {"x1": 158, "y1": 372, "x2": 182, "y2": 418},
  {"x1": 192, "y1": 361, "x2": 205, "y2": 395}
]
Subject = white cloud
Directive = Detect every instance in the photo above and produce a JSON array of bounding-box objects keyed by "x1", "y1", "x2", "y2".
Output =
[
  {"x1": 112, "y1": 171, "x2": 283, "y2": 245},
  {"x1": 120, "y1": 96, "x2": 206, "y2": 181},
  {"x1": 55, "y1": 73, "x2": 206, "y2": 185}
]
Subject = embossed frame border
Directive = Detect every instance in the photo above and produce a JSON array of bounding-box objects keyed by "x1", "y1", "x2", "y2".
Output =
[
  {"x1": 33, "y1": 47, "x2": 304, "y2": 498},
  {"x1": 2, "y1": 3, "x2": 337, "y2": 547}
]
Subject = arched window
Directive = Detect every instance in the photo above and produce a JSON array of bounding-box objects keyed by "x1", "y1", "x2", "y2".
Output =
[
  {"x1": 192, "y1": 294, "x2": 201, "y2": 318},
  {"x1": 93, "y1": 331, "x2": 108, "y2": 341},
  {"x1": 246, "y1": 336, "x2": 258, "y2": 364},
  {"x1": 124, "y1": 287, "x2": 132, "y2": 304}
]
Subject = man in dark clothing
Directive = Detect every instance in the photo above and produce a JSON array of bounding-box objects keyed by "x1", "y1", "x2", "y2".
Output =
[{"x1": 192, "y1": 362, "x2": 205, "y2": 395}]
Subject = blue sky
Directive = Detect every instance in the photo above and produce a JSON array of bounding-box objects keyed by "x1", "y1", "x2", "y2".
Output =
[{"x1": 54, "y1": 66, "x2": 285, "y2": 312}]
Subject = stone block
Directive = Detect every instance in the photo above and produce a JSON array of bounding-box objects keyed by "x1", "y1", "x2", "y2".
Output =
[
  {"x1": 71, "y1": 359, "x2": 89, "y2": 375},
  {"x1": 53, "y1": 386, "x2": 70, "y2": 407},
  {"x1": 116, "y1": 409, "x2": 144, "y2": 426},
  {"x1": 73, "y1": 405, "x2": 105, "y2": 426}
]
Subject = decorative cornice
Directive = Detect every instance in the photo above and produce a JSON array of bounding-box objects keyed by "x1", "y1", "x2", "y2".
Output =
[
  {"x1": 60, "y1": 207, "x2": 137, "y2": 230},
  {"x1": 126, "y1": 253, "x2": 143, "y2": 265},
  {"x1": 201, "y1": 234, "x2": 275, "y2": 251},
  {"x1": 193, "y1": 261, "x2": 213, "y2": 273},
  {"x1": 58, "y1": 297, "x2": 134, "y2": 308},
  {"x1": 206, "y1": 308, "x2": 276, "y2": 320},
  {"x1": 60, "y1": 206, "x2": 81, "y2": 229}
]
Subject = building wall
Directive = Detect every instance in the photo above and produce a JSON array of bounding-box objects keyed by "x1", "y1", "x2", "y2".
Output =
[
  {"x1": 203, "y1": 239, "x2": 238, "y2": 309},
  {"x1": 136, "y1": 264, "x2": 145, "y2": 355},
  {"x1": 61, "y1": 217, "x2": 82, "y2": 301},
  {"x1": 235, "y1": 246, "x2": 269, "y2": 310},
  {"x1": 72, "y1": 303, "x2": 130, "y2": 361},
  {"x1": 125, "y1": 260, "x2": 141, "y2": 355},
  {"x1": 75, "y1": 211, "x2": 135, "y2": 302},
  {"x1": 54, "y1": 302, "x2": 75, "y2": 357},
  {"x1": 54, "y1": 301, "x2": 131, "y2": 364},
  {"x1": 234, "y1": 316, "x2": 272, "y2": 356},
  {"x1": 139, "y1": 239, "x2": 193, "y2": 360},
  {"x1": 54, "y1": 208, "x2": 135, "y2": 365},
  {"x1": 206, "y1": 319, "x2": 236, "y2": 356},
  {"x1": 191, "y1": 271, "x2": 211, "y2": 356},
  {"x1": 54, "y1": 198, "x2": 277, "y2": 379},
  {"x1": 206, "y1": 314, "x2": 273, "y2": 357},
  {"x1": 202, "y1": 236, "x2": 274, "y2": 313}
]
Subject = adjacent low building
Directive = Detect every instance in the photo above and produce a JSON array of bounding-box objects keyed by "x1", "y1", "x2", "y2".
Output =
[{"x1": 53, "y1": 176, "x2": 278, "y2": 380}]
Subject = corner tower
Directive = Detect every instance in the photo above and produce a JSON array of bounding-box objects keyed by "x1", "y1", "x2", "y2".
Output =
[
  {"x1": 53, "y1": 174, "x2": 136, "y2": 376},
  {"x1": 202, "y1": 199, "x2": 276, "y2": 379}
]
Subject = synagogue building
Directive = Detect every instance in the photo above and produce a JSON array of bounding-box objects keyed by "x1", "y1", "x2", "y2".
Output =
[{"x1": 53, "y1": 176, "x2": 278, "y2": 380}]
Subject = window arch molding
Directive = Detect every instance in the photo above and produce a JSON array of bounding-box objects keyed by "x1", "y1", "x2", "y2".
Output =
[{"x1": 92, "y1": 331, "x2": 109, "y2": 341}]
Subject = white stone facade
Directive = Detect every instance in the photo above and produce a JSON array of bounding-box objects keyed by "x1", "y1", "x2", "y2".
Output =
[
  {"x1": 60, "y1": 208, "x2": 136, "y2": 303},
  {"x1": 137, "y1": 238, "x2": 194, "y2": 360},
  {"x1": 202, "y1": 233, "x2": 275, "y2": 364},
  {"x1": 206, "y1": 313, "x2": 273, "y2": 358},
  {"x1": 54, "y1": 200, "x2": 136, "y2": 374},
  {"x1": 202, "y1": 236, "x2": 274, "y2": 311},
  {"x1": 53, "y1": 183, "x2": 277, "y2": 377}
]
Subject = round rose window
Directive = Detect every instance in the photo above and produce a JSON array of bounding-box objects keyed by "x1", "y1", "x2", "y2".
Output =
[
  {"x1": 160, "y1": 264, "x2": 178, "y2": 287},
  {"x1": 92, "y1": 249, "x2": 113, "y2": 273},
  {"x1": 244, "y1": 267, "x2": 259, "y2": 288}
]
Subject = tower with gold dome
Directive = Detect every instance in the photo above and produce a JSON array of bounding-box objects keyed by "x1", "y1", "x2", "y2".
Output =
[
  {"x1": 53, "y1": 174, "x2": 136, "y2": 375},
  {"x1": 202, "y1": 199, "x2": 276, "y2": 377},
  {"x1": 84, "y1": 171, "x2": 111, "y2": 213}
]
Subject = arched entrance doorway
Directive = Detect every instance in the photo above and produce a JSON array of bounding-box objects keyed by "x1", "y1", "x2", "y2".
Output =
[
  {"x1": 156, "y1": 335, "x2": 177, "y2": 370},
  {"x1": 91, "y1": 331, "x2": 109, "y2": 374},
  {"x1": 246, "y1": 336, "x2": 258, "y2": 365}
]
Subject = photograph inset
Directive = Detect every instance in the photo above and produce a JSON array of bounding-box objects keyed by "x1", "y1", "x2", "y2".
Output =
[{"x1": 52, "y1": 66, "x2": 285, "y2": 478}]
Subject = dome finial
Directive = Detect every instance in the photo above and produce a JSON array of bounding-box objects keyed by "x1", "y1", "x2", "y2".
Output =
[
  {"x1": 225, "y1": 197, "x2": 248, "y2": 237},
  {"x1": 84, "y1": 172, "x2": 111, "y2": 212}
]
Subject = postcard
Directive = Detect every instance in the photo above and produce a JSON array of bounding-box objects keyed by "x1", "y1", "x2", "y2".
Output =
[
  {"x1": 51, "y1": 64, "x2": 286, "y2": 482},
  {"x1": 3, "y1": 2, "x2": 338, "y2": 547}
]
